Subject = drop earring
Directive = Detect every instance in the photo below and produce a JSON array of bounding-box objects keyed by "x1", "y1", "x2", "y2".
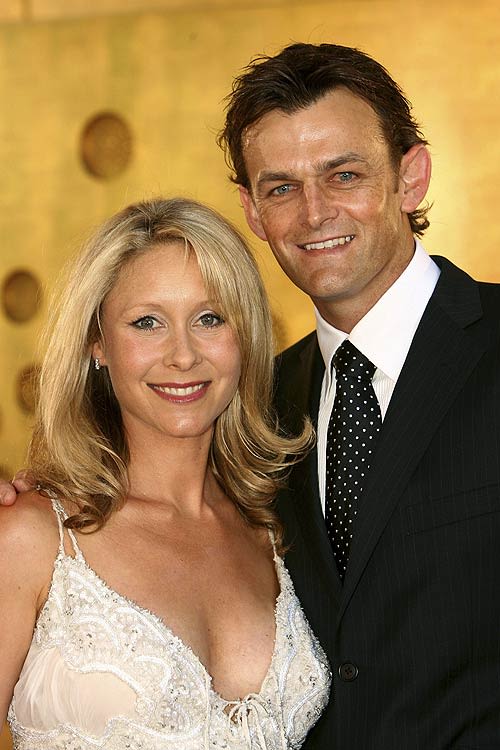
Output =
[{"x1": 94, "y1": 358, "x2": 100, "y2": 371}]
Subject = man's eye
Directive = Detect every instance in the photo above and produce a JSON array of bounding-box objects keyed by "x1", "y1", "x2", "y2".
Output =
[
  {"x1": 198, "y1": 313, "x2": 223, "y2": 328},
  {"x1": 338, "y1": 172, "x2": 355, "y2": 183},
  {"x1": 272, "y1": 184, "x2": 292, "y2": 196},
  {"x1": 131, "y1": 316, "x2": 160, "y2": 331}
]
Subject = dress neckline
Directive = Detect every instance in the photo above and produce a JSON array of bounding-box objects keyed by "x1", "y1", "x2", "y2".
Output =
[{"x1": 38, "y1": 523, "x2": 289, "y2": 707}]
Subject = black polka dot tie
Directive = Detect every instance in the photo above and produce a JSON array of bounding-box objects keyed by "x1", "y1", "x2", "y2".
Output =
[{"x1": 325, "y1": 340, "x2": 382, "y2": 581}]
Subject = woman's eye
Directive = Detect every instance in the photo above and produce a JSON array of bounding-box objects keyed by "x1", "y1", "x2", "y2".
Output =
[
  {"x1": 198, "y1": 313, "x2": 223, "y2": 328},
  {"x1": 131, "y1": 316, "x2": 160, "y2": 331}
]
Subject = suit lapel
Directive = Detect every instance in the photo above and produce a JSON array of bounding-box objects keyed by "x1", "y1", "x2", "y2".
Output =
[
  {"x1": 339, "y1": 258, "x2": 488, "y2": 620},
  {"x1": 282, "y1": 335, "x2": 343, "y2": 605}
]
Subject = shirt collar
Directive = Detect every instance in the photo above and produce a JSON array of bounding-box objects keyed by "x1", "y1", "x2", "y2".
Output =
[{"x1": 315, "y1": 239, "x2": 441, "y2": 385}]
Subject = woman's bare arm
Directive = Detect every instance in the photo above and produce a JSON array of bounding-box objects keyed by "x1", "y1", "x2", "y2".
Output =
[{"x1": 0, "y1": 493, "x2": 57, "y2": 722}]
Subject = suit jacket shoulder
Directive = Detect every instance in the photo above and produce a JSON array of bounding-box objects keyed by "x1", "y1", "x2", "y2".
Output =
[
  {"x1": 274, "y1": 331, "x2": 323, "y2": 434},
  {"x1": 431, "y1": 254, "x2": 500, "y2": 323}
]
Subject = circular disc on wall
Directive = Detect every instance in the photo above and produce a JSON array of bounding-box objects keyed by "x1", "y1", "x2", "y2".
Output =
[
  {"x1": 16, "y1": 364, "x2": 41, "y2": 414},
  {"x1": 80, "y1": 112, "x2": 133, "y2": 179},
  {"x1": 2, "y1": 270, "x2": 42, "y2": 323}
]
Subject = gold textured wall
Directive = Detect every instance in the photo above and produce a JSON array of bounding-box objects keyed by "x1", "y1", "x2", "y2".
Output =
[{"x1": 1, "y1": 1, "x2": 500, "y2": 744}]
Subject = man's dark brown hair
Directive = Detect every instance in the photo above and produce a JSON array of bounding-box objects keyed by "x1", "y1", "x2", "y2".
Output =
[{"x1": 218, "y1": 42, "x2": 430, "y2": 236}]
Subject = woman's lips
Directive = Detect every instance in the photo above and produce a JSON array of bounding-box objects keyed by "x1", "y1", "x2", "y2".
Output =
[{"x1": 148, "y1": 381, "x2": 209, "y2": 402}]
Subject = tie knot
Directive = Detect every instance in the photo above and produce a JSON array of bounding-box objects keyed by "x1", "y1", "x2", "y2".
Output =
[{"x1": 332, "y1": 340, "x2": 376, "y2": 381}]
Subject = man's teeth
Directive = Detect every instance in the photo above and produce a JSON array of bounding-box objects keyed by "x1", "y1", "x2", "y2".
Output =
[
  {"x1": 303, "y1": 235, "x2": 354, "y2": 250},
  {"x1": 154, "y1": 384, "x2": 204, "y2": 396}
]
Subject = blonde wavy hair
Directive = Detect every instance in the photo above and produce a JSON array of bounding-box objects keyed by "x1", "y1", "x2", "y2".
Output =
[{"x1": 28, "y1": 197, "x2": 312, "y2": 550}]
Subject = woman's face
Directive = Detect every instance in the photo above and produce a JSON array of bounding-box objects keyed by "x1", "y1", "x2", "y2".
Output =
[{"x1": 93, "y1": 242, "x2": 242, "y2": 448}]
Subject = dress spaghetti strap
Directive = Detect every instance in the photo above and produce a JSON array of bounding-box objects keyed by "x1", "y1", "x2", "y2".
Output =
[{"x1": 45, "y1": 492, "x2": 82, "y2": 559}]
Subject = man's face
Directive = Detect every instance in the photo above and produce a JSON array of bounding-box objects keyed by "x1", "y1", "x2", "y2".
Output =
[{"x1": 239, "y1": 88, "x2": 430, "y2": 330}]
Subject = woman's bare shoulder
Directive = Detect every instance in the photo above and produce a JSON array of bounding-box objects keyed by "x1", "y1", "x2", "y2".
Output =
[
  {"x1": 0, "y1": 488, "x2": 57, "y2": 524},
  {"x1": 0, "y1": 490, "x2": 60, "y2": 568},
  {"x1": 0, "y1": 491, "x2": 61, "y2": 720}
]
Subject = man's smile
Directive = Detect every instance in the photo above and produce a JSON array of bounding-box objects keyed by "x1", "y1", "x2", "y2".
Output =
[{"x1": 300, "y1": 235, "x2": 355, "y2": 251}]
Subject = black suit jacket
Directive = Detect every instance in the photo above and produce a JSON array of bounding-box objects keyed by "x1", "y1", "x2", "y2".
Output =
[{"x1": 274, "y1": 258, "x2": 500, "y2": 749}]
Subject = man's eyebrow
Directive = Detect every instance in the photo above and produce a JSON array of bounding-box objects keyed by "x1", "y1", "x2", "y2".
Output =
[
  {"x1": 319, "y1": 153, "x2": 368, "y2": 171},
  {"x1": 255, "y1": 152, "x2": 368, "y2": 191},
  {"x1": 255, "y1": 171, "x2": 293, "y2": 189}
]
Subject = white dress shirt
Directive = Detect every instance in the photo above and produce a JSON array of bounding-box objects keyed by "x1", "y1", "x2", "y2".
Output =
[{"x1": 315, "y1": 240, "x2": 441, "y2": 514}]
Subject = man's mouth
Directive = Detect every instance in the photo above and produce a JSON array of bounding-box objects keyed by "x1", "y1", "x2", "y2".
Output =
[{"x1": 301, "y1": 235, "x2": 355, "y2": 251}]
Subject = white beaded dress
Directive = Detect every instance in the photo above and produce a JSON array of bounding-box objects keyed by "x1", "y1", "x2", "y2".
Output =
[{"x1": 8, "y1": 498, "x2": 331, "y2": 749}]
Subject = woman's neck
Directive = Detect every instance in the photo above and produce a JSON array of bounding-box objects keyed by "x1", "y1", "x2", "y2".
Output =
[{"x1": 124, "y1": 430, "x2": 221, "y2": 518}]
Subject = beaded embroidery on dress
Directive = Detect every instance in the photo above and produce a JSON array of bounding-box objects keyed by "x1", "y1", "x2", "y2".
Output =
[{"x1": 8, "y1": 498, "x2": 331, "y2": 749}]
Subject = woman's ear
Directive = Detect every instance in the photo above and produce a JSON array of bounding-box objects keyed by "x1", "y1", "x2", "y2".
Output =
[
  {"x1": 399, "y1": 144, "x2": 432, "y2": 214},
  {"x1": 91, "y1": 340, "x2": 106, "y2": 367}
]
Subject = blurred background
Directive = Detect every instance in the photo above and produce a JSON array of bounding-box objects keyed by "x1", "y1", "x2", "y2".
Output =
[{"x1": 1, "y1": 0, "x2": 499, "y2": 744}]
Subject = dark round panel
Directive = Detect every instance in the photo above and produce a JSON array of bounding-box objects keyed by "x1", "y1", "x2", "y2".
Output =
[
  {"x1": 16, "y1": 363, "x2": 41, "y2": 414},
  {"x1": 80, "y1": 112, "x2": 133, "y2": 179},
  {"x1": 2, "y1": 270, "x2": 42, "y2": 323}
]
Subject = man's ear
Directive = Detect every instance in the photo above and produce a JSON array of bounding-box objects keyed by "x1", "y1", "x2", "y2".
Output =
[
  {"x1": 399, "y1": 144, "x2": 432, "y2": 214},
  {"x1": 239, "y1": 186, "x2": 268, "y2": 242}
]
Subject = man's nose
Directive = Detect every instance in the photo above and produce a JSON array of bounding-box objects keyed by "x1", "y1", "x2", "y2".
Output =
[{"x1": 301, "y1": 183, "x2": 338, "y2": 229}]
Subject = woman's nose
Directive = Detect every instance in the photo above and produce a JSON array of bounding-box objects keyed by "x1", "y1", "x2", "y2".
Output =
[{"x1": 163, "y1": 329, "x2": 201, "y2": 370}]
